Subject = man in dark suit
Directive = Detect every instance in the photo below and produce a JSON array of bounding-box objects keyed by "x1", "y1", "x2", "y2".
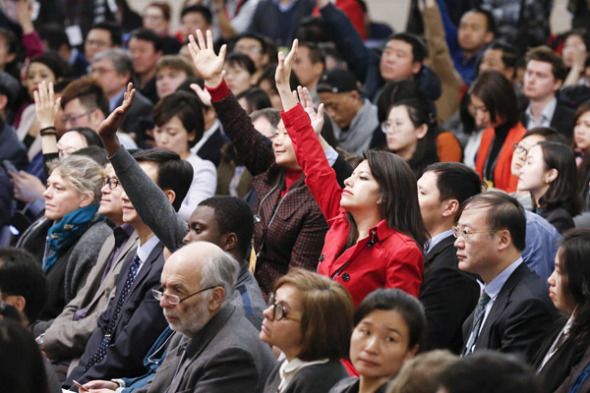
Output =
[
  {"x1": 521, "y1": 46, "x2": 575, "y2": 139},
  {"x1": 456, "y1": 192, "x2": 557, "y2": 363},
  {"x1": 135, "y1": 241, "x2": 276, "y2": 393},
  {"x1": 64, "y1": 145, "x2": 193, "y2": 387},
  {"x1": 417, "y1": 163, "x2": 481, "y2": 354},
  {"x1": 90, "y1": 48, "x2": 153, "y2": 147}
]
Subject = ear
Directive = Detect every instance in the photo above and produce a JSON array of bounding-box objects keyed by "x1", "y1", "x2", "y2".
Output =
[
  {"x1": 207, "y1": 286, "x2": 226, "y2": 313},
  {"x1": 484, "y1": 31, "x2": 494, "y2": 45},
  {"x1": 5, "y1": 294, "x2": 26, "y2": 313},
  {"x1": 441, "y1": 199, "x2": 460, "y2": 217},
  {"x1": 79, "y1": 191, "x2": 94, "y2": 208},
  {"x1": 260, "y1": 53, "x2": 269, "y2": 67},
  {"x1": 90, "y1": 108, "x2": 105, "y2": 127},
  {"x1": 221, "y1": 232, "x2": 238, "y2": 253},
  {"x1": 553, "y1": 78, "x2": 563, "y2": 92},
  {"x1": 0, "y1": 94, "x2": 8, "y2": 111},
  {"x1": 415, "y1": 123, "x2": 428, "y2": 140},
  {"x1": 163, "y1": 189, "x2": 176, "y2": 206},
  {"x1": 404, "y1": 344, "x2": 420, "y2": 361},
  {"x1": 545, "y1": 168, "x2": 558, "y2": 184},
  {"x1": 349, "y1": 90, "x2": 360, "y2": 101},
  {"x1": 411, "y1": 61, "x2": 422, "y2": 76},
  {"x1": 496, "y1": 228, "x2": 512, "y2": 251},
  {"x1": 312, "y1": 62, "x2": 325, "y2": 78}
]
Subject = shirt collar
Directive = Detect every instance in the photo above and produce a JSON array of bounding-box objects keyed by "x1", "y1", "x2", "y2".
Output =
[
  {"x1": 192, "y1": 120, "x2": 221, "y2": 153},
  {"x1": 273, "y1": 0, "x2": 298, "y2": 12},
  {"x1": 484, "y1": 258, "x2": 523, "y2": 299},
  {"x1": 525, "y1": 97, "x2": 557, "y2": 126},
  {"x1": 136, "y1": 235, "x2": 160, "y2": 265},
  {"x1": 278, "y1": 358, "x2": 329, "y2": 392},
  {"x1": 425, "y1": 229, "x2": 453, "y2": 253}
]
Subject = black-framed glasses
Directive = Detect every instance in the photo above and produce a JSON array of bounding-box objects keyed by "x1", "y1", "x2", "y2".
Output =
[
  {"x1": 152, "y1": 286, "x2": 217, "y2": 305},
  {"x1": 103, "y1": 176, "x2": 120, "y2": 190},
  {"x1": 267, "y1": 293, "x2": 301, "y2": 322},
  {"x1": 452, "y1": 225, "x2": 498, "y2": 240},
  {"x1": 512, "y1": 143, "x2": 530, "y2": 156},
  {"x1": 61, "y1": 109, "x2": 97, "y2": 125}
]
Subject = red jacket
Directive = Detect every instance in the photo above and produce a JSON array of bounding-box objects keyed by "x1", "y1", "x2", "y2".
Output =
[
  {"x1": 475, "y1": 122, "x2": 526, "y2": 193},
  {"x1": 282, "y1": 104, "x2": 423, "y2": 307}
]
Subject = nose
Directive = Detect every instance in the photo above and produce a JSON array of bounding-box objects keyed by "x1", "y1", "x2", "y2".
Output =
[
  {"x1": 43, "y1": 187, "x2": 51, "y2": 199},
  {"x1": 343, "y1": 175, "x2": 353, "y2": 188},
  {"x1": 364, "y1": 335, "x2": 379, "y2": 353},
  {"x1": 453, "y1": 236, "x2": 464, "y2": 249},
  {"x1": 182, "y1": 232, "x2": 191, "y2": 244},
  {"x1": 262, "y1": 304, "x2": 274, "y2": 320}
]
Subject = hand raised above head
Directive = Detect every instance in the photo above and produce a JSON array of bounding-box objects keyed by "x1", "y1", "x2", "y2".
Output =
[
  {"x1": 187, "y1": 29, "x2": 227, "y2": 88},
  {"x1": 33, "y1": 81, "x2": 61, "y2": 129},
  {"x1": 295, "y1": 86, "x2": 325, "y2": 135},
  {"x1": 275, "y1": 39, "x2": 298, "y2": 92}
]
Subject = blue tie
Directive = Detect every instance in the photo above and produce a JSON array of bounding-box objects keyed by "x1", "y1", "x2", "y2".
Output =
[
  {"x1": 463, "y1": 291, "x2": 491, "y2": 356},
  {"x1": 85, "y1": 255, "x2": 141, "y2": 370}
]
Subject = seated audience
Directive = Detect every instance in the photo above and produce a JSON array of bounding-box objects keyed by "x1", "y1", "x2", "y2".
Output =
[
  {"x1": 247, "y1": 0, "x2": 315, "y2": 46},
  {"x1": 455, "y1": 192, "x2": 557, "y2": 362},
  {"x1": 329, "y1": 289, "x2": 425, "y2": 393},
  {"x1": 562, "y1": 30, "x2": 589, "y2": 87},
  {"x1": 471, "y1": 70, "x2": 525, "y2": 192},
  {"x1": 225, "y1": 52, "x2": 256, "y2": 96},
  {"x1": 128, "y1": 28, "x2": 163, "y2": 104},
  {"x1": 155, "y1": 55, "x2": 196, "y2": 99},
  {"x1": 518, "y1": 141, "x2": 581, "y2": 234},
  {"x1": 261, "y1": 269, "x2": 353, "y2": 393},
  {"x1": 573, "y1": 101, "x2": 590, "y2": 227},
  {"x1": 84, "y1": 22, "x2": 122, "y2": 63},
  {"x1": 232, "y1": 33, "x2": 271, "y2": 83},
  {"x1": 386, "y1": 350, "x2": 458, "y2": 393}
]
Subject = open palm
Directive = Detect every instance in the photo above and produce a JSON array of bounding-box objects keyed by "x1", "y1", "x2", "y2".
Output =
[{"x1": 187, "y1": 29, "x2": 226, "y2": 87}]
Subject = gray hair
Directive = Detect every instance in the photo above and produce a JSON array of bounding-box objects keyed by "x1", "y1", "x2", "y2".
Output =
[
  {"x1": 48, "y1": 155, "x2": 105, "y2": 204},
  {"x1": 93, "y1": 48, "x2": 133, "y2": 77},
  {"x1": 199, "y1": 251, "x2": 239, "y2": 306},
  {"x1": 250, "y1": 108, "x2": 281, "y2": 129}
]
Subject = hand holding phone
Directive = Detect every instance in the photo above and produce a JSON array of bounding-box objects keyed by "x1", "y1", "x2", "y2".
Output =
[{"x1": 72, "y1": 380, "x2": 89, "y2": 392}]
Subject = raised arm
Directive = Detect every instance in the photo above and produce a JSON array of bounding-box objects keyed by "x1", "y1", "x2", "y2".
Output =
[
  {"x1": 276, "y1": 41, "x2": 343, "y2": 221},
  {"x1": 187, "y1": 29, "x2": 274, "y2": 176},
  {"x1": 98, "y1": 84, "x2": 188, "y2": 252}
]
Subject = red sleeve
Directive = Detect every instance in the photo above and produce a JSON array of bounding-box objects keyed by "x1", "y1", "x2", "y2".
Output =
[
  {"x1": 206, "y1": 79, "x2": 231, "y2": 102},
  {"x1": 22, "y1": 31, "x2": 44, "y2": 59},
  {"x1": 281, "y1": 104, "x2": 343, "y2": 222},
  {"x1": 385, "y1": 241, "x2": 423, "y2": 298}
]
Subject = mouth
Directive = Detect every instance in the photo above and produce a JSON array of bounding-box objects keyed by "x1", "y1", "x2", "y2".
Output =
[
  {"x1": 357, "y1": 358, "x2": 379, "y2": 367},
  {"x1": 342, "y1": 189, "x2": 353, "y2": 196}
]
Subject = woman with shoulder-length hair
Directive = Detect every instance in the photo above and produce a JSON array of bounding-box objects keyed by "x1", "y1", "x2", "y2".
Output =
[
  {"x1": 274, "y1": 40, "x2": 426, "y2": 307},
  {"x1": 518, "y1": 141, "x2": 582, "y2": 233},
  {"x1": 470, "y1": 69, "x2": 525, "y2": 193},
  {"x1": 533, "y1": 229, "x2": 590, "y2": 392},
  {"x1": 260, "y1": 269, "x2": 354, "y2": 393}
]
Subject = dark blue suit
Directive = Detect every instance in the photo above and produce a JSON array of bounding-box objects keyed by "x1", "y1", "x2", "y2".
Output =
[{"x1": 65, "y1": 241, "x2": 168, "y2": 387}]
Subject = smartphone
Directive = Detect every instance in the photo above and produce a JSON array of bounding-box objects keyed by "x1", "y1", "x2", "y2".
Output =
[
  {"x1": 2, "y1": 160, "x2": 18, "y2": 174},
  {"x1": 72, "y1": 380, "x2": 88, "y2": 392}
]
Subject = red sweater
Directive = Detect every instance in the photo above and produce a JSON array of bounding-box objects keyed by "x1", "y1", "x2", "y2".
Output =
[{"x1": 282, "y1": 104, "x2": 423, "y2": 307}]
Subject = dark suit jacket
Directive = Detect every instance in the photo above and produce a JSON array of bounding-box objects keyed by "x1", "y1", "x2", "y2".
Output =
[
  {"x1": 419, "y1": 234, "x2": 479, "y2": 353},
  {"x1": 521, "y1": 100, "x2": 575, "y2": 140},
  {"x1": 248, "y1": 0, "x2": 315, "y2": 46},
  {"x1": 195, "y1": 126, "x2": 228, "y2": 167},
  {"x1": 116, "y1": 89, "x2": 153, "y2": 148},
  {"x1": 263, "y1": 359, "x2": 348, "y2": 393},
  {"x1": 462, "y1": 263, "x2": 558, "y2": 364},
  {"x1": 65, "y1": 241, "x2": 168, "y2": 386},
  {"x1": 138, "y1": 305, "x2": 276, "y2": 393},
  {"x1": 540, "y1": 206, "x2": 575, "y2": 235},
  {"x1": 533, "y1": 318, "x2": 581, "y2": 393}
]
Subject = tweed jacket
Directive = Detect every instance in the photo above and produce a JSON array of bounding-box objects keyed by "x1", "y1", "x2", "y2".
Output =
[
  {"x1": 42, "y1": 229, "x2": 138, "y2": 362},
  {"x1": 208, "y1": 81, "x2": 328, "y2": 296}
]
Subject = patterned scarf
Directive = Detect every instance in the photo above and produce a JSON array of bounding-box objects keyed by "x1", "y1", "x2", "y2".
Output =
[{"x1": 42, "y1": 204, "x2": 103, "y2": 272}]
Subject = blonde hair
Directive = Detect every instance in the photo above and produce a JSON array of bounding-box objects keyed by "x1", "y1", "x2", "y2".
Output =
[
  {"x1": 48, "y1": 155, "x2": 106, "y2": 204},
  {"x1": 386, "y1": 350, "x2": 458, "y2": 393}
]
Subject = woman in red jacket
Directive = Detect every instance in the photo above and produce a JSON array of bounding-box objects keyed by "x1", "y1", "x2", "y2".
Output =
[{"x1": 275, "y1": 40, "x2": 427, "y2": 307}]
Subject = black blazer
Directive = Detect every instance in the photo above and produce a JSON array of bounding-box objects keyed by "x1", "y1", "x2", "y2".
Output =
[
  {"x1": 462, "y1": 263, "x2": 558, "y2": 364},
  {"x1": 533, "y1": 318, "x2": 581, "y2": 393},
  {"x1": 521, "y1": 100, "x2": 575, "y2": 140},
  {"x1": 65, "y1": 241, "x2": 168, "y2": 386},
  {"x1": 540, "y1": 206, "x2": 575, "y2": 235},
  {"x1": 419, "y1": 234, "x2": 480, "y2": 354},
  {"x1": 263, "y1": 359, "x2": 348, "y2": 393},
  {"x1": 195, "y1": 126, "x2": 229, "y2": 167}
]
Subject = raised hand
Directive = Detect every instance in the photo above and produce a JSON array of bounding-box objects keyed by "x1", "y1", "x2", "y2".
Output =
[
  {"x1": 97, "y1": 83, "x2": 135, "y2": 155},
  {"x1": 275, "y1": 39, "x2": 298, "y2": 93},
  {"x1": 295, "y1": 86, "x2": 325, "y2": 135},
  {"x1": 187, "y1": 29, "x2": 227, "y2": 88},
  {"x1": 190, "y1": 83, "x2": 212, "y2": 107},
  {"x1": 33, "y1": 81, "x2": 60, "y2": 129}
]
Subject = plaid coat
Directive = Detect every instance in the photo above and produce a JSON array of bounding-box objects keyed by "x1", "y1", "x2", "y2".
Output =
[{"x1": 209, "y1": 81, "x2": 328, "y2": 297}]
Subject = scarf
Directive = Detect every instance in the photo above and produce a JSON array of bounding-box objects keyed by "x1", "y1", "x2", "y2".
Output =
[{"x1": 43, "y1": 204, "x2": 102, "y2": 272}]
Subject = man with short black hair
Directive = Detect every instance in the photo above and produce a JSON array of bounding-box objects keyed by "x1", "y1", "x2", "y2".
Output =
[
  {"x1": 128, "y1": 28, "x2": 163, "y2": 104},
  {"x1": 417, "y1": 163, "x2": 481, "y2": 354},
  {"x1": 84, "y1": 22, "x2": 122, "y2": 63},
  {"x1": 180, "y1": 5, "x2": 213, "y2": 42},
  {"x1": 456, "y1": 192, "x2": 557, "y2": 363},
  {"x1": 0, "y1": 247, "x2": 48, "y2": 327},
  {"x1": 317, "y1": 68, "x2": 378, "y2": 155},
  {"x1": 293, "y1": 42, "x2": 324, "y2": 104},
  {"x1": 521, "y1": 46, "x2": 575, "y2": 139}
]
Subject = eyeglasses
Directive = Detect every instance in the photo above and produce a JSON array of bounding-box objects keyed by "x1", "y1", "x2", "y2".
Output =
[
  {"x1": 152, "y1": 286, "x2": 217, "y2": 305},
  {"x1": 61, "y1": 109, "x2": 97, "y2": 125},
  {"x1": 452, "y1": 225, "x2": 498, "y2": 240},
  {"x1": 513, "y1": 143, "x2": 530, "y2": 156},
  {"x1": 267, "y1": 294, "x2": 301, "y2": 322},
  {"x1": 381, "y1": 121, "x2": 395, "y2": 133},
  {"x1": 103, "y1": 176, "x2": 120, "y2": 190}
]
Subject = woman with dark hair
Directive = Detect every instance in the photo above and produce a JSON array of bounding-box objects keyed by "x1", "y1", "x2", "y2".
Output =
[
  {"x1": 261, "y1": 269, "x2": 353, "y2": 393},
  {"x1": 57, "y1": 127, "x2": 104, "y2": 158},
  {"x1": 382, "y1": 98, "x2": 439, "y2": 179},
  {"x1": 533, "y1": 229, "x2": 590, "y2": 392},
  {"x1": 518, "y1": 141, "x2": 582, "y2": 233},
  {"x1": 573, "y1": 101, "x2": 590, "y2": 216},
  {"x1": 0, "y1": 319, "x2": 50, "y2": 393},
  {"x1": 329, "y1": 289, "x2": 425, "y2": 393},
  {"x1": 237, "y1": 87, "x2": 272, "y2": 114},
  {"x1": 225, "y1": 53, "x2": 256, "y2": 96},
  {"x1": 188, "y1": 30, "x2": 331, "y2": 298},
  {"x1": 470, "y1": 69, "x2": 526, "y2": 192},
  {"x1": 258, "y1": 64, "x2": 301, "y2": 109},
  {"x1": 276, "y1": 40, "x2": 426, "y2": 306}
]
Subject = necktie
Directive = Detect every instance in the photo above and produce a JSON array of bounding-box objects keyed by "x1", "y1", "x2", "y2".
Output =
[
  {"x1": 85, "y1": 255, "x2": 141, "y2": 370},
  {"x1": 463, "y1": 291, "x2": 491, "y2": 356}
]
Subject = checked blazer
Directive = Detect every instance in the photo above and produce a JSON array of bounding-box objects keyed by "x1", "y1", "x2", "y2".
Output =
[{"x1": 209, "y1": 81, "x2": 328, "y2": 297}]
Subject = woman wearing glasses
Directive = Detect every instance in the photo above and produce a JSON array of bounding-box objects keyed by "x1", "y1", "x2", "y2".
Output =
[
  {"x1": 260, "y1": 269, "x2": 354, "y2": 393},
  {"x1": 330, "y1": 289, "x2": 425, "y2": 393},
  {"x1": 518, "y1": 141, "x2": 581, "y2": 234}
]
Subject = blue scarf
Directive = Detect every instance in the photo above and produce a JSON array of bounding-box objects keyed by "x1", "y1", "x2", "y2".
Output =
[{"x1": 43, "y1": 204, "x2": 103, "y2": 272}]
